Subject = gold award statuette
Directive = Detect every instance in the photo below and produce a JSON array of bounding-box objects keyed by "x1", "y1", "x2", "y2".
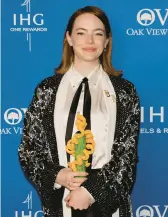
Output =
[{"x1": 66, "y1": 113, "x2": 95, "y2": 176}]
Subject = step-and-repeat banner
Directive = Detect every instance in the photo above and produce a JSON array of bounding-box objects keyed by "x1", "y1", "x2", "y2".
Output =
[{"x1": 1, "y1": 0, "x2": 168, "y2": 217}]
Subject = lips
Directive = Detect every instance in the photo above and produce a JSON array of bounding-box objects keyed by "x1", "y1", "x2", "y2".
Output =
[{"x1": 83, "y1": 47, "x2": 96, "y2": 52}]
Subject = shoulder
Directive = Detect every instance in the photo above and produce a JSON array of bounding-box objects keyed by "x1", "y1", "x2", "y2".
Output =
[
  {"x1": 37, "y1": 74, "x2": 63, "y2": 89},
  {"x1": 108, "y1": 75, "x2": 140, "y2": 108},
  {"x1": 109, "y1": 75, "x2": 138, "y2": 96},
  {"x1": 109, "y1": 75, "x2": 135, "y2": 90},
  {"x1": 36, "y1": 74, "x2": 63, "y2": 91},
  {"x1": 33, "y1": 74, "x2": 64, "y2": 99}
]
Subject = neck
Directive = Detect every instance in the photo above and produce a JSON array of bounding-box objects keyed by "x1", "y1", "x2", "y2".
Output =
[{"x1": 73, "y1": 58, "x2": 100, "y2": 77}]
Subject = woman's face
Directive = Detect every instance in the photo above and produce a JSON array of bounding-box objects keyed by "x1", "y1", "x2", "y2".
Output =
[{"x1": 66, "y1": 13, "x2": 109, "y2": 63}]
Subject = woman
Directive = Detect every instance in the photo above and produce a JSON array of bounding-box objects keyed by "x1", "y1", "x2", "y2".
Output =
[{"x1": 18, "y1": 5, "x2": 140, "y2": 217}]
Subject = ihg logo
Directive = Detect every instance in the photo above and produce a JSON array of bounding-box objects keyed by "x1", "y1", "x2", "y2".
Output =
[
  {"x1": 13, "y1": 13, "x2": 44, "y2": 26},
  {"x1": 15, "y1": 211, "x2": 44, "y2": 217},
  {"x1": 15, "y1": 192, "x2": 44, "y2": 217}
]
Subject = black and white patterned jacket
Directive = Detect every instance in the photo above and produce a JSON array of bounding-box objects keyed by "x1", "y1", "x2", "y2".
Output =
[{"x1": 18, "y1": 73, "x2": 140, "y2": 217}]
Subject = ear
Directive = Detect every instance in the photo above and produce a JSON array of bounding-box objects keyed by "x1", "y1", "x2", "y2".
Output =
[
  {"x1": 104, "y1": 37, "x2": 109, "y2": 48},
  {"x1": 66, "y1": 31, "x2": 73, "y2": 46}
]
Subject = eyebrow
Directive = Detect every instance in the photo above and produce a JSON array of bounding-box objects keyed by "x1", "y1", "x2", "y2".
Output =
[{"x1": 75, "y1": 28, "x2": 105, "y2": 32}]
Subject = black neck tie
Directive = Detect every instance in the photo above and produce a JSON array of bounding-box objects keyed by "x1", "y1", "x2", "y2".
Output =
[
  {"x1": 65, "y1": 78, "x2": 99, "y2": 217},
  {"x1": 65, "y1": 77, "x2": 92, "y2": 172}
]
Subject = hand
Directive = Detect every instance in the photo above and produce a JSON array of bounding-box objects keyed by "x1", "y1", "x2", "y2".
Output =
[
  {"x1": 56, "y1": 168, "x2": 88, "y2": 191},
  {"x1": 64, "y1": 188, "x2": 92, "y2": 210},
  {"x1": 64, "y1": 187, "x2": 92, "y2": 210}
]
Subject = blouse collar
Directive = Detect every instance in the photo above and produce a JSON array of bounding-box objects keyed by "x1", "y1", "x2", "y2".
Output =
[{"x1": 68, "y1": 63, "x2": 103, "y2": 88}]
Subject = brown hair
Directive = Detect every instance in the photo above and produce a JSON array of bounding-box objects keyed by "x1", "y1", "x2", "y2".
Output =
[{"x1": 55, "y1": 6, "x2": 122, "y2": 76}]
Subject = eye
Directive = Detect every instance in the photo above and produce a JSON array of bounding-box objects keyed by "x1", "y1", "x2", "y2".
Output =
[
  {"x1": 77, "y1": 32, "x2": 84, "y2": 35},
  {"x1": 95, "y1": 32, "x2": 103, "y2": 36}
]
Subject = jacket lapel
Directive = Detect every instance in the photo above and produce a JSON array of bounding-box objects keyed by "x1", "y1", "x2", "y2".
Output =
[
  {"x1": 108, "y1": 76, "x2": 126, "y2": 153},
  {"x1": 42, "y1": 74, "x2": 64, "y2": 165}
]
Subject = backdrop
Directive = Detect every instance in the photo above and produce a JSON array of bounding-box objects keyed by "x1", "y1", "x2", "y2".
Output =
[{"x1": 1, "y1": 0, "x2": 168, "y2": 217}]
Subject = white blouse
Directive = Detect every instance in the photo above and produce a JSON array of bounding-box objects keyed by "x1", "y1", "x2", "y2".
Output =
[{"x1": 54, "y1": 64, "x2": 119, "y2": 217}]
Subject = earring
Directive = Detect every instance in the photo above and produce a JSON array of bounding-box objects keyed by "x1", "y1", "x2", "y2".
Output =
[{"x1": 104, "y1": 47, "x2": 106, "y2": 52}]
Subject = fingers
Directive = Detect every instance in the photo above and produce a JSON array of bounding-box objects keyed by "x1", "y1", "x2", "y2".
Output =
[
  {"x1": 64, "y1": 170, "x2": 89, "y2": 190},
  {"x1": 69, "y1": 182, "x2": 81, "y2": 187},
  {"x1": 64, "y1": 194, "x2": 71, "y2": 202},
  {"x1": 73, "y1": 171, "x2": 88, "y2": 177},
  {"x1": 66, "y1": 181, "x2": 83, "y2": 191},
  {"x1": 66, "y1": 179, "x2": 86, "y2": 190},
  {"x1": 79, "y1": 179, "x2": 87, "y2": 184},
  {"x1": 68, "y1": 186, "x2": 80, "y2": 191},
  {"x1": 72, "y1": 177, "x2": 87, "y2": 183}
]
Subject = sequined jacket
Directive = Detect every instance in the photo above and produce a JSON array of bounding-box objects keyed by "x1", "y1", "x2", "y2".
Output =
[{"x1": 18, "y1": 73, "x2": 140, "y2": 217}]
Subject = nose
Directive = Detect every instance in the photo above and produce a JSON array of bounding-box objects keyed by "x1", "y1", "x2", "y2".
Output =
[{"x1": 86, "y1": 34, "x2": 94, "y2": 44}]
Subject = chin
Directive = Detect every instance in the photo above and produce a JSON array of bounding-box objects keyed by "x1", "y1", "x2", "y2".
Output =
[
  {"x1": 83, "y1": 58, "x2": 97, "y2": 62},
  {"x1": 81, "y1": 55, "x2": 99, "y2": 62}
]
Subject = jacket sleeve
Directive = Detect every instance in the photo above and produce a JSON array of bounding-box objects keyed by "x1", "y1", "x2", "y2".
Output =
[
  {"x1": 18, "y1": 83, "x2": 65, "y2": 202},
  {"x1": 81, "y1": 84, "x2": 140, "y2": 216}
]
